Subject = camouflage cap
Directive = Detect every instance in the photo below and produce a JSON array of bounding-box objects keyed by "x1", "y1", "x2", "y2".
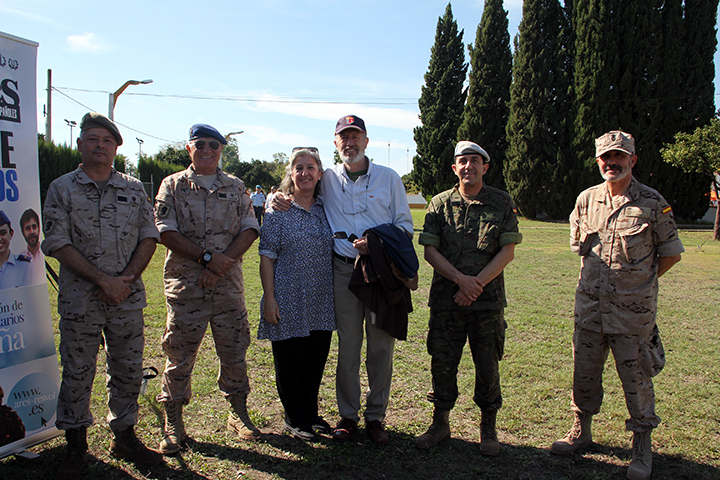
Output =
[
  {"x1": 595, "y1": 130, "x2": 635, "y2": 157},
  {"x1": 80, "y1": 112, "x2": 123, "y2": 146}
]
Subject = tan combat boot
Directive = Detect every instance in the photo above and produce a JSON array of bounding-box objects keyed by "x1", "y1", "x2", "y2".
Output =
[
  {"x1": 110, "y1": 426, "x2": 164, "y2": 465},
  {"x1": 480, "y1": 409, "x2": 500, "y2": 456},
  {"x1": 415, "y1": 408, "x2": 451, "y2": 450},
  {"x1": 55, "y1": 426, "x2": 88, "y2": 480},
  {"x1": 158, "y1": 400, "x2": 185, "y2": 455},
  {"x1": 551, "y1": 413, "x2": 593, "y2": 454},
  {"x1": 227, "y1": 393, "x2": 261, "y2": 440},
  {"x1": 627, "y1": 430, "x2": 652, "y2": 480}
]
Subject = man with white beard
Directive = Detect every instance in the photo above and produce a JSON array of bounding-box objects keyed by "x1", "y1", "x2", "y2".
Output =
[
  {"x1": 551, "y1": 130, "x2": 684, "y2": 480},
  {"x1": 272, "y1": 115, "x2": 413, "y2": 443}
]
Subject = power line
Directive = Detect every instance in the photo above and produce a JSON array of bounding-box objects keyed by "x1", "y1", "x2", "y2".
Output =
[
  {"x1": 53, "y1": 87, "x2": 418, "y2": 105},
  {"x1": 51, "y1": 87, "x2": 178, "y2": 143}
]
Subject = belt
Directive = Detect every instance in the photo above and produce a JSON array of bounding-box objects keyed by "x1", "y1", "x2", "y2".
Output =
[{"x1": 333, "y1": 252, "x2": 357, "y2": 264}]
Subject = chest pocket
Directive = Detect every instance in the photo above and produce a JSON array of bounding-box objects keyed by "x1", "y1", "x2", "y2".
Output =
[
  {"x1": 216, "y1": 190, "x2": 241, "y2": 234},
  {"x1": 115, "y1": 193, "x2": 142, "y2": 258},
  {"x1": 476, "y1": 213, "x2": 501, "y2": 250},
  {"x1": 620, "y1": 222, "x2": 653, "y2": 263}
]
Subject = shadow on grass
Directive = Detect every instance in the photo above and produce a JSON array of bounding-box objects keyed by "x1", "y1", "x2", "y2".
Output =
[{"x1": 166, "y1": 427, "x2": 720, "y2": 480}]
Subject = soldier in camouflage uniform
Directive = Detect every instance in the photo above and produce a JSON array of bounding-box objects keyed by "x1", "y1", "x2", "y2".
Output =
[
  {"x1": 154, "y1": 124, "x2": 260, "y2": 455},
  {"x1": 416, "y1": 141, "x2": 522, "y2": 455},
  {"x1": 42, "y1": 112, "x2": 163, "y2": 478},
  {"x1": 551, "y1": 131, "x2": 684, "y2": 480}
]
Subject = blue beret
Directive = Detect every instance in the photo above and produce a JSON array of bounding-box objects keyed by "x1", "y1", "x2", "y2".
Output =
[
  {"x1": 189, "y1": 124, "x2": 227, "y2": 145},
  {"x1": 0, "y1": 211, "x2": 10, "y2": 227}
]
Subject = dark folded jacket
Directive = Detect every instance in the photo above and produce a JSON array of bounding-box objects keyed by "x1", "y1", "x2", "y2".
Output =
[{"x1": 348, "y1": 229, "x2": 415, "y2": 340}]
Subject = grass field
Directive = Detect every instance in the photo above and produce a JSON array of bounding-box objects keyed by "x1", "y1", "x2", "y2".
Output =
[{"x1": 1, "y1": 212, "x2": 719, "y2": 479}]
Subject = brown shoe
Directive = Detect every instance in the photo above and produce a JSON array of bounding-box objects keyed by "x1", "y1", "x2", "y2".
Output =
[
  {"x1": 332, "y1": 418, "x2": 357, "y2": 441},
  {"x1": 366, "y1": 420, "x2": 389, "y2": 444}
]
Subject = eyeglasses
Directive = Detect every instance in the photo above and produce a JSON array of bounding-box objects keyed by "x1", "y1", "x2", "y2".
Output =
[
  {"x1": 292, "y1": 147, "x2": 319, "y2": 153},
  {"x1": 192, "y1": 140, "x2": 221, "y2": 151}
]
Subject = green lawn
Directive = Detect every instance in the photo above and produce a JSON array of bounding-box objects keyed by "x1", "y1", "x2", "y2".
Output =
[{"x1": 2, "y1": 213, "x2": 718, "y2": 479}]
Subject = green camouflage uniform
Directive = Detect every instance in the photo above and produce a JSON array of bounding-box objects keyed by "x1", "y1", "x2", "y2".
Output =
[
  {"x1": 154, "y1": 166, "x2": 259, "y2": 403},
  {"x1": 419, "y1": 184, "x2": 522, "y2": 411},
  {"x1": 42, "y1": 166, "x2": 160, "y2": 431},
  {"x1": 569, "y1": 178, "x2": 684, "y2": 431}
]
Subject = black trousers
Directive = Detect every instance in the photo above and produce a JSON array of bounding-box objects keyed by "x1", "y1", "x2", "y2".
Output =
[{"x1": 272, "y1": 330, "x2": 332, "y2": 429}]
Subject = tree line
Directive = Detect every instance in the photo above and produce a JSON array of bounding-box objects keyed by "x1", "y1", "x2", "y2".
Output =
[{"x1": 413, "y1": 1, "x2": 718, "y2": 221}]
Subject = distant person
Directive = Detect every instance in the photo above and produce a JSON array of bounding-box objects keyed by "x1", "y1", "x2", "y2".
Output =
[
  {"x1": 551, "y1": 131, "x2": 683, "y2": 480},
  {"x1": 272, "y1": 115, "x2": 413, "y2": 443},
  {"x1": 42, "y1": 112, "x2": 163, "y2": 478},
  {"x1": 259, "y1": 147, "x2": 335, "y2": 441},
  {"x1": 265, "y1": 186, "x2": 277, "y2": 212},
  {"x1": 416, "y1": 141, "x2": 522, "y2": 455},
  {"x1": 251, "y1": 185, "x2": 266, "y2": 226},
  {"x1": 0, "y1": 211, "x2": 30, "y2": 289},
  {"x1": 19, "y1": 208, "x2": 46, "y2": 284},
  {"x1": 0, "y1": 384, "x2": 25, "y2": 447},
  {"x1": 154, "y1": 123, "x2": 261, "y2": 455}
]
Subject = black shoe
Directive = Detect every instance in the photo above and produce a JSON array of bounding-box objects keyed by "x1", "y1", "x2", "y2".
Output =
[
  {"x1": 312, "y1": 416, "x2": 332, "y2": 435},
  {"x1": 332, "y1": 418, "x2": 358, "y2": 441},
  {"x1": 284, "y1": 421, "x2": 319, "y2": 441}
]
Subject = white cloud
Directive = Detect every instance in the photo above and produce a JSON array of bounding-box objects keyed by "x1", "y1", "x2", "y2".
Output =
[
  {"x1": 66, "y1": 33, "x2": 111, "y2": 53},
  {"x1": 247, "y1": 94, "x2": 421, "y2": 132}
]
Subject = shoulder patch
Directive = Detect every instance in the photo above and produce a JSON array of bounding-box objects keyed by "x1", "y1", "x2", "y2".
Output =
[
  {"x1": 157, "y1": 204, "x2": 170, "y2": 219},
  {"x1": 17, "y1": 254, "x2": 31, "y2": 262},
  {"x1": 662, "y1": 205, "x2": 672, "y2": 214},
  {"x1": 43, "y1": 219, "x2": 55, "y2": 234}
]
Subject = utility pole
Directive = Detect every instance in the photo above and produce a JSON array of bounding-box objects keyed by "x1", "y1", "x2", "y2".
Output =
[
  {"x1": 64, "y1": 119, "x2": 76, "y2": 146},
  {"x1": 45, "y1": 69, "x2": 52, "y2": 142}
]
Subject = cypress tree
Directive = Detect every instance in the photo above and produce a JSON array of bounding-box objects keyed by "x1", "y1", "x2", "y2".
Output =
[
  {"x1": 413, "y1": 3, "x2": 468, "y2": 197},
  {"x1": 571, "y1": 0, "x2": 717, "y2": 220},
  {"x1": 505, "y1": 0, "x2": 573, "y2": 219},
  {"x1": 456, "y1": 0, "x2": 512, "y2": 192}
]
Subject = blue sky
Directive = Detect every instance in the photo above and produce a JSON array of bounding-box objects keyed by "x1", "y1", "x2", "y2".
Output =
[{"x1": 4, "y1": 1, "x2": 718, "y2": 178}]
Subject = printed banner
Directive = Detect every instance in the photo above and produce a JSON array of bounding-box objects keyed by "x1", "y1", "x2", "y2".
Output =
[{"x1": 0, "y1": 31, "x2": 62, "y2": 459}]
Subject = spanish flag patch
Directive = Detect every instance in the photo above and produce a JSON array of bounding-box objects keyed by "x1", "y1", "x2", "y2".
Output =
[{"x1": 662, "y1": 205, "x2": 672, "y2": 214}]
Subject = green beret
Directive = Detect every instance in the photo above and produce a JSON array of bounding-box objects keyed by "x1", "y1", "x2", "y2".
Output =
[{"x1": 80, "y1": 112, "x2": 123, "y2": 146}]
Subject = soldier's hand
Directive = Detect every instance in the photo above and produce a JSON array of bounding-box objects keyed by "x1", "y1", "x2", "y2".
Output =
[
  {"x1": 96, "y1": 275, "x2": 134, "y2": 304},
  {"x1": 263, "y1": 298, "x2": 281, "y2": 325},
  {"x1": 353, "y1": 235, "x2": 369, "y2": 255},
  {"x1": 198, "y1": 268, "x2": 219, "y2": 288},
  {"x1": 453, "y1": 291, "x2": 475, "y2": 307},
  {"x1": 206, "y1": 252, "x2": 236, "y2": 277},
  {"x1": 271, "y1": 192, "x2": 291, "y2": 212},
  {"x1": 457, "y1": 274, "x2": 484, "y2": 300}
]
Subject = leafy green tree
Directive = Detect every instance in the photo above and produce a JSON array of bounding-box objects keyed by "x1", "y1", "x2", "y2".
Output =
[
  {"x1": 333, "y1": 149, "x2": 342, "y2": 165},
  {"x1": 154, "y1": 142, "x2": 191, "y2": 168},
  {"x1": 412, "y1": 3, "x2": 468, "y2": 197},
  {"x1": 505, "y1": 0, "x2": 572, "y2": 219},
  {"x1": 137, "y1": 156, "x2": 184, "y2": 199},
  {"x1": 224, "y1": 159, "x2": 277, "y2": 191},
  {"x1": 661, "y1": 118, "x2": 720, "y2": 239},
  {"x1": 456, "y1": 0, "x2": 512, "y2": 192},
  {"x1": 401, "y1": 173, "x2": 421, "y2": 194},
  {"x1": 221, "y1": 138, "x2": 241, "y2": 171}
]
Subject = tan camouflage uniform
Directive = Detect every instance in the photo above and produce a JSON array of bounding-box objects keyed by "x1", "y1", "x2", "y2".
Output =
[
  {"x1": 419, "y1": 184, "x2": 522, "y2": 411},
  {"x1": 569, "y1": 177, "x2": 684, "y2": 431},
  {"x1": 154, "y1": 166, "x2": 259, "y2": 403},
  {"x1": 42, "y1": 166, "x2": 160, "y2": 431}
]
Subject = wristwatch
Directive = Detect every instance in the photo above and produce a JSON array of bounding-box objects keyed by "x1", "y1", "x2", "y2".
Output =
[{"x1": 198, "y1": 250, "x2": 212, "y2": 267}]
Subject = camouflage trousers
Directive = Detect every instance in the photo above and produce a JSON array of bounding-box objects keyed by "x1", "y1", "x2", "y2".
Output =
[
  {"x1": 571, "y1": 325, "x2": 665, "y2": 432},
  {"x1": 426, "y1": 308, "x2": 506, "y2": 411},
  {"x1": 157, "y1": 296, "x2": 251, "y2": 404},
  {"x1": 57, "y1": 309, "x2": 144, "y2": 431}
]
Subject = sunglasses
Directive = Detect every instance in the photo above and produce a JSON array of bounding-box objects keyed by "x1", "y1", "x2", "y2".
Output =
[
  {"x1": 193, "y1": 140, "x2": 221, "y2": 151},
  {"x1": 292, "y1": 146, "x2": 319, "y2": 153}
]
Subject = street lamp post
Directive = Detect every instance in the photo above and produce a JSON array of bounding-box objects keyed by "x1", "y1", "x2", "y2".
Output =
[
  {"x1": 108, "y1": 79, "x2": 153, "y2": 121},
  {"x1": 136, "y1": 137, "x2": 144, "y2": 159},
  {"x1": 64, "y1": 119, "x2": 77, "y2": 146}
]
